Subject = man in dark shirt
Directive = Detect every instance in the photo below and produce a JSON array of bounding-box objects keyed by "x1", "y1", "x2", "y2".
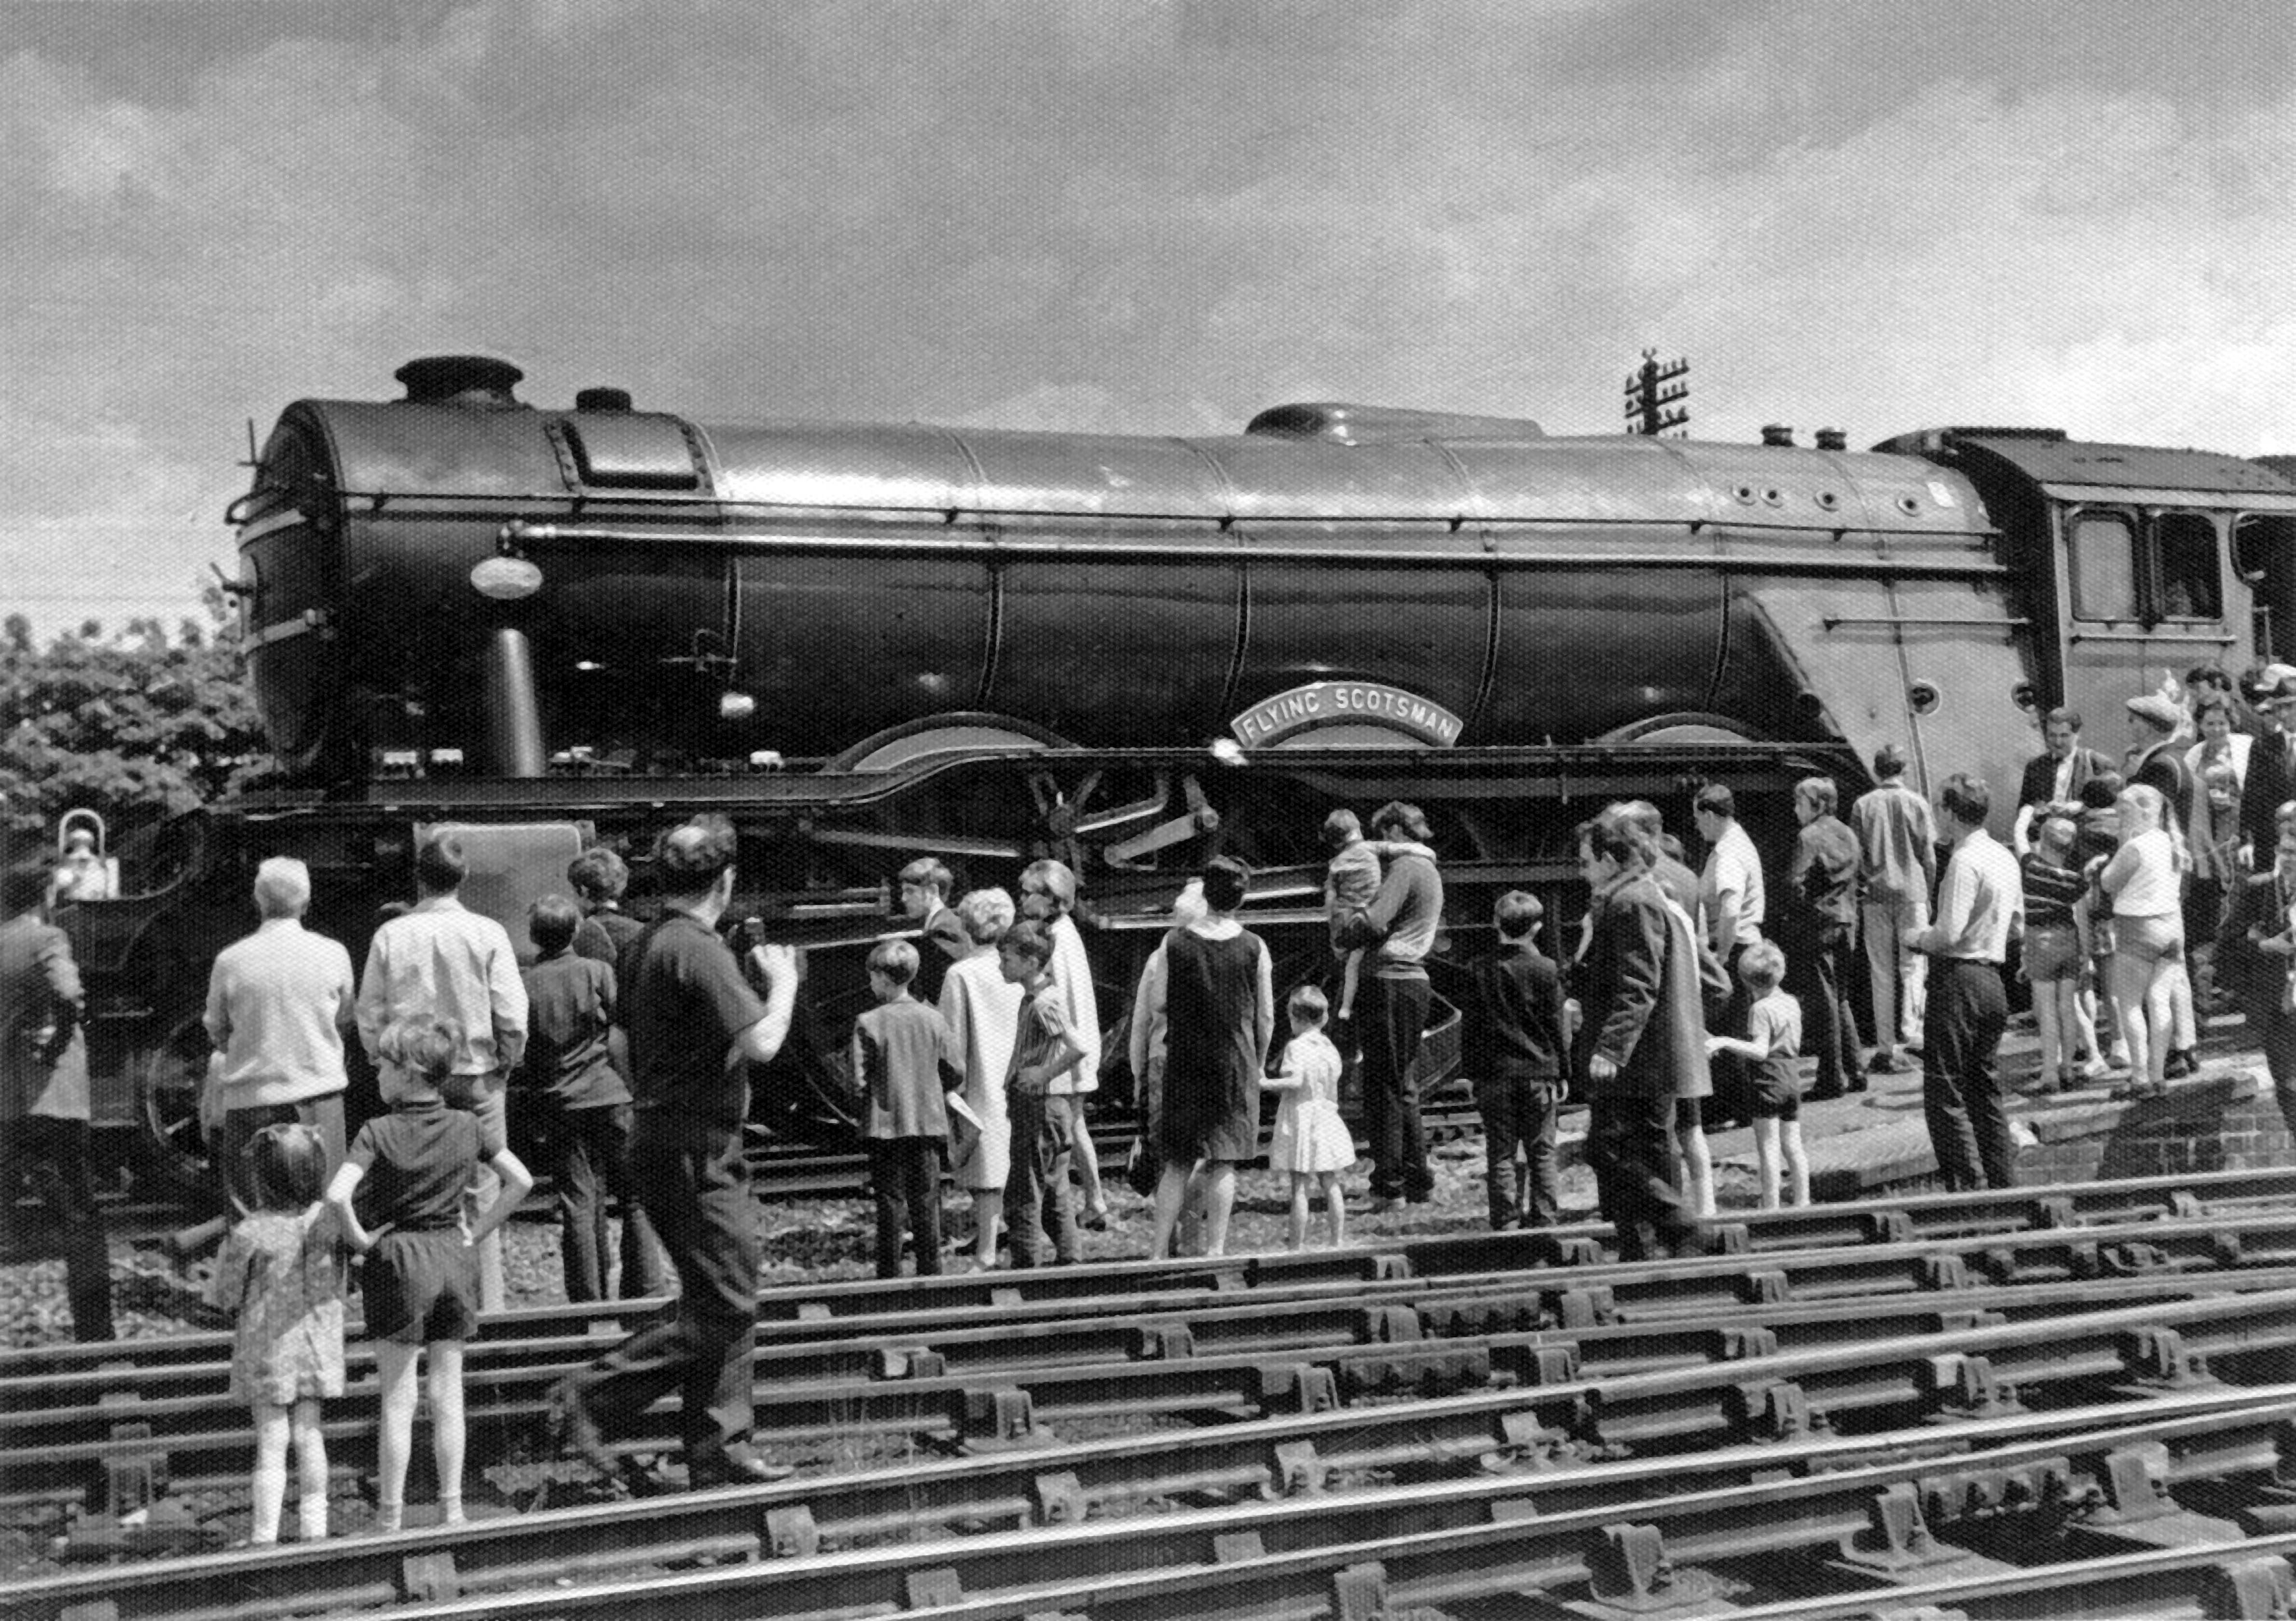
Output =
[
  {"x1": 2241, "y1": 672, "x2": 2296, "y2": 865},
  {"x1": 552, "y1": 817, "x2": 798, "y2": 1490},
  {"x1": 1783, "y1": 776, "x2": 1865, "y2": 1099},
  {"x1": 0, "y1": 861, "x2": 111, "y2": 1342},
  {"x1": 1464, "y1": 891, "x2": 1567, "y2": 1229},
  {"x1": 897, "y1": 856, "x2": 970, "y2": 1007},
  {"x1": 2015, "y1": 707, "x2": 2112, "y2": 854}
]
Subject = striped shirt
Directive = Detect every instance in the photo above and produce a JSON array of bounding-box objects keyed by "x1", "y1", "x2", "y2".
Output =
[
  {"x1": 1006, "y1": 983, "x2": 1075, "y2": 1099},
  {"x1": 2020, "y1": 850, "x2": 2087, "y2": 931}
]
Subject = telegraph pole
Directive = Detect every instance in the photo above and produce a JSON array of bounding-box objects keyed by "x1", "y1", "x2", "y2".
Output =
[{"x1": 1623, "y1": 348, "x2": 1689, "y2": 436}]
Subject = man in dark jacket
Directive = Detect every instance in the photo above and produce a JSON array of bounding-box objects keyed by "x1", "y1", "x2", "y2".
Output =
[
  {"x1": 2241, "y1": 672, "x2": 2296, "y2": 866},
  {"x1": 1570, "y1": 809, "x2": 1708, "y2": 1261},
  {"x1": 0, "y1": 861, "x2": 111, "y2": 1342},
  {"x1": 2015, "y1": 707, "x2": 2112, "y2": 853},
  {"x1": 1783, "y1": 776, "x2": 1865, "y2": 1099},
  {"x1": 2217, "y1": 810, "x2": 2296, "y2": 1138}
]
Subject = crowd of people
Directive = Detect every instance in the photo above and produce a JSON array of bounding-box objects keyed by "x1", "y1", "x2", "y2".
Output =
[{"x1": 11, "y1": 658, "x2": 2296, "y2": 1529}]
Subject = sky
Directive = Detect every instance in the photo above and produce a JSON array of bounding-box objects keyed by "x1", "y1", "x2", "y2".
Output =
[{"x1": 2, "y1": 0, "x2": 2292, "y2": 640}]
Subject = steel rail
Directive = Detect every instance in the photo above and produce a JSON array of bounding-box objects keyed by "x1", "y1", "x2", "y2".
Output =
[
  {"x1": 18, "y1": 1276, "x2": 2296, "y2": 1572},
  {"x1": 12, "y1": 1376, "x2": 2292, "y2": 1621},
  {"x1": 24, "y1": 1160, "x2": 2294, "y2": 1386},
  {"x1": 36, "y1": 1377, "x2": 2296, "y2": 1616},
  {"x1": 15, "y1": 1206, "x2": 2296, "y2": 1501}
]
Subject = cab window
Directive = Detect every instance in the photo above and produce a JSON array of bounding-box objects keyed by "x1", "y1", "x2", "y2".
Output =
[
  {"x1": 2069, "y1": 512, "x2": 2137, "y2": 620},
  {"x1": 2154, "y1": 511, "x2": 2220, "y2": 620}
]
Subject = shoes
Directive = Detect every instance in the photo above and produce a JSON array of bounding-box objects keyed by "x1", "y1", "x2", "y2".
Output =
[
  {"x1": 1367, "y1": 1196, "x2": 1402, "y2": 1214},
  {"x1": 689, "y1": 1452, "x2": 796, "y2": 1489},
  {"x1": 2162, "y1": 1049, "x2": 2200, "y2": 1080},
  {"x1": 1659, "y1": 1225, "x2": 1716, "y2": 1260},
  {"x1": 546, "y1": 1379, "x2": 618, "y2": 1478},
  {"x1": 1806, "y1": 1085, "x2": 1845, "y2": 1102},
  {"x1": 1865, "y1": 1052, "x2": 1908, "y2": 1075},
  {"x1": 1081, "y1": 1207, "x2": 1111, "y2": 1232}
]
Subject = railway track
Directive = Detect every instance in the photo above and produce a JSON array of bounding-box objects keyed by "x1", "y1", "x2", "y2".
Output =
[{"x1": 15, "y1": 1167, "x2": 2296, "y2": 1619}]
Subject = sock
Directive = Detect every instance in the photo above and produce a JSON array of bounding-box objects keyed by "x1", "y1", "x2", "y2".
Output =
[
  {"x1": 437, "y1": 1492, "x2": 465, "y2": 1526},
  {"x1": 250, "y1": 1456, "x2": 287, "y2": 1544},
  {"x1": 375, "y1": 1500, "x2": 403, "y2": 1535},
  {"x1": 299, "y1": 1492, "x2": 328, "y2": 1540}
]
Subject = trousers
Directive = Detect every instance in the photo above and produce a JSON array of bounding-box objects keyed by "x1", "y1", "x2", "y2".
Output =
[
  {"x1": 572, "y1": 1118, "x2": 758, "y2": 1473},
  {"x1": 868, "y1": 1136, "x2": 945, "y2": 1278},
  {"x1": 533, "y1": 1099, "x2": 665, "y2": 1303},
  {"x1": 1861, "y1": 894, "x2": 1929, "y2": 1049},
  {"x1": 1584, "y1": 1094, "x2": 1695, "y2": 1259},
  {"x1": 1923, "y1": 957, "x2": 2014, "y2": 1190},
  {"x1": 1790, "y1": 921, "x2": 1864, "y2": 1093},
  {"x1": 0, "y1": 1116, "x2": 112, "y2": 1341},
  {"x1": 1358, "y1": 973, "x2": 1432, "y2": 1200},
  {"x1": 1003, "y1": 1092, "x2": 1079, "y2": 1267},
  {"x1": 1476, "y1": 1070, "x2": 1560, "y2": 1228}
]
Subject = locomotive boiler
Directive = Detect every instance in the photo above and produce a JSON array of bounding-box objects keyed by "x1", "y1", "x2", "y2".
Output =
[{"x1": 56, "y1": 354, "x2": 2296, "y2": 1185}]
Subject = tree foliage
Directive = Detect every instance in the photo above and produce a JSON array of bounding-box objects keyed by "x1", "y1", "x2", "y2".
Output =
[{"x1": 0, "y1": 588, "x2": 275, "y2": 861}]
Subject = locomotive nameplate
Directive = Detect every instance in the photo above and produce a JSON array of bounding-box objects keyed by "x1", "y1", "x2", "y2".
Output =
[{"x1": 1231, "y1": 682, "x2": 1463, "y2": 749}]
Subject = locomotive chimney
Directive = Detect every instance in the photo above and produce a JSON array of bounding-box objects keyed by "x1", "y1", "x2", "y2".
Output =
[
  {"x1": 1815, "y1": 427, "x2": 1848, "y2": 452},
  {"x1": 575, "y1": 386, "x2": 633, "y2": 412},
  {"x1": 1760, "y1": 424, "x2": 1795, "y2": 447},
  {"x1": 395, "y1": 355, "x2": 525, "y2": 409}
]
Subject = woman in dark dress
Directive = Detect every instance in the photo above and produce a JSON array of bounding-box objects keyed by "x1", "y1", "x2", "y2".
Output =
[{"x1": 1144, "y1": 856, "x2": 1274, "y2": 1258}]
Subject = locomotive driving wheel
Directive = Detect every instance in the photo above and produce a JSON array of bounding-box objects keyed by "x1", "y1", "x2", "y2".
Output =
[{"x1": 133, "y1": 1014, "x2": 215, "y2": 1197}]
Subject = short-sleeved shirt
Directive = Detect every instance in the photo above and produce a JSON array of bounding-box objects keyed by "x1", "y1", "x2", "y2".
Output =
[
  {"x1": 347, "y1": 1096, "x2": 506, "y2": 1232},
  {"x1": 620, "y1": 911, "x2": 767, "y2": 1126},
  {"x1": 1748, "y1": 989, "x2": 1803, "y2": 1114},
  {"x1": 519, "y1": 949, "x2": 629, "y2": 1112},
  {"x1": 1005, "y1": 983, "x2": 1074, "y2": 1100},
  {"x1": 1701, "y1": 821, "x2": 1767, "y2": 951},
  {"x1": 573, "y1": 907, "x2": 646, "y2": 969}
]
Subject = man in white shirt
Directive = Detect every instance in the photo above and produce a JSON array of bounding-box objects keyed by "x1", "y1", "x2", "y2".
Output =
[
  {"x1": 1906, "y1": 774, "x2": 2023, "y2": 1191},
  {"x1": 1693, "y1": 785, "x2": 1765, "y2": 1124},
  {"x1": 203, "y1": 857, "x2": 357, "y2": 1213},
  {"x1": 357, "y1": 833, "x2": 529, "y2": 1311}
]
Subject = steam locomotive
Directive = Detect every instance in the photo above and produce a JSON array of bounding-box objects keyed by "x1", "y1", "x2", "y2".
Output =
[{"x1": 56, "y1": 354, "x2": 2296, "y2": 1186}]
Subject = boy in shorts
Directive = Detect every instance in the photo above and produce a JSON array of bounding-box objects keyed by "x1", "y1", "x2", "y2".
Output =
[{"x1": 1704, "y1": 942, "x2": 1807, "y2": 1209}]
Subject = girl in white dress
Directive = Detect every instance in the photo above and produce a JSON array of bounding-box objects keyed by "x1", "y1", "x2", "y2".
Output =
[{"x1": 1263, "y1": 985, "x2": 1354, "y2": 1250}]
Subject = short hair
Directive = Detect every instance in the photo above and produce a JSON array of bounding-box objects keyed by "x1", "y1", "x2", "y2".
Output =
[
  {"x1": 1000, "y1": 918, "x2": 1054, "y2": 969},
  {"x1": 1578, "y1": 808, "x2": 1651, "y2": 870},
  {"x1": 2036, "y1": 811, "x2": 2078, "y2": 850},
  {"x1": 1738, "y1": 939, "x2": 1787, "y2": 993},
  {"x1": 867, "y1": 937, "x2": 920, "y2": 985},
  {"x1": 2193, "y1": 695, "x2": 2234, "y2": 729},
  {"x1": 1939, "y1": 772, "x2": 1991, "y2": 827},
  {"x1": 1019, "y1": 859, "x2": 1078, "y2": 914},
  {"x1": 1693, "y1": 784, "x2": 1735, "y2": 819},
  {"x1": 247, "y1": 1122, "x2": 329, "y2": 1212},
  {"x1": 1288, "y1": 983, "x2": 1329, "y2": 1027},
  {"x1": 1615, "y1": 800, "x2": 1664, "y2": 839},
  {"x1": 2045, "y1": 706, "x2": 2083, "y2": 732},
  {"x1": 955, "y1": 888, "x2": 1016, "y2": 946},
  {"x1": 1872, "y1": 743, "x2": 1907, "y2": 779},
  {"x1": 252, "y1": 856, "x2": 311, "y2": 919},
  {"x1": 1492, "y1": 890, "x2": 1543, "y2": 939},
  {"x1": 378, "y1": 1017, "x2": 459, "y2": 1084},
  {"x1": 2277, "y1": 798, "x2": 2296, "y2": 828},
  {"x1": 1320, "y1": 809, "x2": 1362, "y2": 853},
  {"x1": 655, "y1": 815, "x2": 737, "y2": 899},
  {"x1": 3, "y1": 862, "x2": 51, "y2": 915},
  {"x1": 898, "y1": 856, "x2": 954, "y2": 898},
  {"x1": 1368, "y1": 800, "x2": 1430, "y2": 843},
  {"x1": 1796, "y1": 776, "x2": 1838, "y2": 817},
  {"x1": 1658, "y1": 832, "x2": 1686, "y2": 862},
  {"x1": 566, "y1": 847, "x2": 629, "y2": 905},
  {"x1": 1200, "y1": 854, "x2": 1251, "y2": 913},
  {"x1": 414, "y1": 833, "x2": 466, "y2": 893},
  {"x1": 2187, "y1": 663, "x2": 2232, "y2": 692},
  {"x1": 2118, "y1": 783, "x2": 2168, "y2": 826},
  {"x1": 527, "y1": 893, "x2": 582, "y2": 955}
]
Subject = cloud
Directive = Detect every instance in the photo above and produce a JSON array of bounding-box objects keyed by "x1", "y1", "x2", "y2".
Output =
[{"x1": 0, "y1": 0, "x2": 2291, "y2": 636}]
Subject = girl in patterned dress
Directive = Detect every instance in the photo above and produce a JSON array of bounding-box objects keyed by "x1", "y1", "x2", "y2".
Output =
[
  {"x1": 206, "y1": 1123, "x2": 345, "y2": 1544},
  {"x1": 1263, "y1": 984, "x2": 1354, "y2": 1250}
]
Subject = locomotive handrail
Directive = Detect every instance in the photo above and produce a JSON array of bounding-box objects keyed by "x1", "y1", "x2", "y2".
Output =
[
  {"x1": 496, "y1": 518, "x2": 2013, "y2": 578},
  {"x1": 1822, "y1": 613, "x2": 2034, "y2": 630}
]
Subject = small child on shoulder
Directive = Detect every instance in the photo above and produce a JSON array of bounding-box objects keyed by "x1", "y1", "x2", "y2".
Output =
[
  {"x1": 1462, "y1": 891, "x2": 1569, "y2": 1230},
  {"x1": 327, "y1": 1018, "x2": 533, "y2": 1532},
  {"x1": 1321, "y1": 810, "x2": 1383, "y2": 1028},
  {"x1": 1262, "y1": 984, "x2": 1353, "y2": 1249},
  {"x1": 1704, "y1": 941, "x2": 1809, "y2": 1209},
  {"x1": 851, "y1": 937, "x2": 962, "y2": 1278},
  {"x1": 207, "y1": 1123, "x2": 345, "y2": 1545},
  {"x1": 998, "y1": 921, "x2": 1087, "y2": 1268}
]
